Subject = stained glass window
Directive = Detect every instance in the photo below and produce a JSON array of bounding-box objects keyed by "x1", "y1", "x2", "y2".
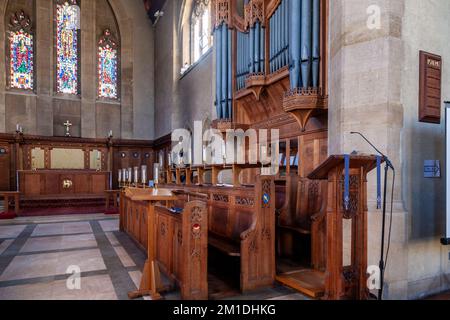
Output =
[
  {"x1": 56, "y1": 0, "x2": 80, "y2": 95},
  {"x1": 98, "y1": 29, "x2": 119, "y2": 99},
  {"x1": 191, "y1": 0, "x2": 212, "y2": 63},
  {"x1": 8, "y1": 11, "x2": 34, "y2": 90}
]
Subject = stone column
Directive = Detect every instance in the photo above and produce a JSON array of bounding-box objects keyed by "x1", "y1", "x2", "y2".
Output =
[
  {"x1": 36, "y1": 0, "x2": 54, "y2": 136},
  {"x1": 328, "y1": 0, "x2": 408, "y2": 299},
  {"x1": 0, "y1": 0, "x2": 7, "y2": 133}
]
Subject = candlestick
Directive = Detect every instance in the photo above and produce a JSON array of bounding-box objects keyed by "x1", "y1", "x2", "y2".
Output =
[
  {"x1": 154, "y1": 164, "x2": 159, "y2": 185},
  {"x1": 141, "y1": 165, "x2": 147, "y2": 185},
  {"x1": 134, "y1": 167, "x2": 139, "y2": 184},
  {"x1": 128, "y1": 168, "x2": 132, "y2": 184}
]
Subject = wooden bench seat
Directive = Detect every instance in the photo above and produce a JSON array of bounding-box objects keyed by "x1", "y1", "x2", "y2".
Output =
[{"x1": 209, "y1": 234, "x2": 240, "y2": 257}]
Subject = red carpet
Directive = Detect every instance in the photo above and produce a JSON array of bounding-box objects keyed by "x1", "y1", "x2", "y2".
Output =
[
  {"x1": 18, "y1": 206, "x2": 112, "y2": 217},
  {"x1": 0, "y1": 211, "x2": 17, "y2": 220}
]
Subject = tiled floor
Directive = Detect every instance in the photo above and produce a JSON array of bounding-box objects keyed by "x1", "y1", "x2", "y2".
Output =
[
  {"x1": 0, "y1": 215, "x2": 145, "y2": 300},
  {"x1": 0, "y1": 214, "x2": 306, "y2": 300}
]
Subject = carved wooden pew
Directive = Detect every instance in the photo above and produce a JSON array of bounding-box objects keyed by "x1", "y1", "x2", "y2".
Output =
[
  {"x1": 277, "y1": 173, "x2": 327, "y2": 270},
  {"x1": 120, "y1": 189, "x2": 208, "y2": 300},
  {"x1": 160, "y1": 175, "x2": 276, "y2": 292}
]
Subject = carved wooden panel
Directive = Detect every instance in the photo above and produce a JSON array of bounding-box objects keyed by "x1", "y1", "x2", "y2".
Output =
[{"x1": 0, "y1": 145, "x2": 11, "y2": 191}]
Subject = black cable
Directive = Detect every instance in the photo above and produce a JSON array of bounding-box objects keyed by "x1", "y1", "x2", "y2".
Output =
[{"x1": 382, "y1": 168, "x2": 395, "y2": 280}]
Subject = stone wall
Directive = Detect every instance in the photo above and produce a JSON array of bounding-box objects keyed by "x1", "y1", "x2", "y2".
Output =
[
  {"x1": 154, "y1": 0, "x2": 215, "y2": 138},
  {"x1": 329, "y1": 0, "x2": 450, "y2": 299},
  {"x1": 0, "y1": 0, "x2": 155, "y2": 140},
  {"x1": 401, "y1": 0, "x2": 450, "y2": 300}
]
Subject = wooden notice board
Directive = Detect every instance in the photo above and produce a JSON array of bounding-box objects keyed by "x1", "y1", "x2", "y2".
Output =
[{"x1": 419, "y1": 51, "x2": 442, "y2": 124}]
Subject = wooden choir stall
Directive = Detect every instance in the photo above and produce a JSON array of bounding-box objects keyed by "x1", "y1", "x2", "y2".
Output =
[
  {"x1": 276, "y1": 155, "x2": 379, "y2": 300},
  {"x1": 120, "y1": 187, "x2": 208, "y2": 300},
  {"x1": 161, "y1": 175, "x2": 277, "y2": 293}
]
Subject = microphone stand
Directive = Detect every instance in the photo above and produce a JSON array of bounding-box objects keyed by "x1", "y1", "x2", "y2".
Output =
[{"x1": 350, "y1": 132, "x2": 395, "y2": 301}]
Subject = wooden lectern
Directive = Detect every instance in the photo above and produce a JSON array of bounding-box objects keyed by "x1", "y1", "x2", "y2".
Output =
[
  {"x1": 123, "y1": 188, "x2": 177, "y2": 300},
  {"x1": 308, "y1": 155, "x2": 380, "y2": 300}
]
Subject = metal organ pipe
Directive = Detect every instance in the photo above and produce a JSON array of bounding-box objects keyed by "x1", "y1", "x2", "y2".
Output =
[
  {"x1": 249, "y1": 26, "x2": 255, "y2": 73},
  {"x1": 255, "y1": 22, "x2": 260, "y2": 72},
  {"x1": 215, "y1": 26, "x2": 223, "y2": 118},
  {"x1": 227, "y1": 28, "x2": 232, "y2": 118},
  {"x1": 284, "y1": 0, "x2": 289, "y2": 66},
  {"x1": 270, "y1": 16, "x2": 274, "y2": 73},
  {"x1": 301, "y1": 0, "x2": 312, "y2": 88},
  {"x1": 221, "y1": 24, "x2": 227, "y2": 118},
  {"x1": 289, "y1": 0, "x2": 301, "y2": 89},
  {"x1": 312, "y1": 0, "x2": 320, "y2": 87},
  {"x1": 275, "y1": 8, "x2": 281, "y2": 70},
  {"x1": 260, "y1": 25, "x2": 265, "y2": 73}
]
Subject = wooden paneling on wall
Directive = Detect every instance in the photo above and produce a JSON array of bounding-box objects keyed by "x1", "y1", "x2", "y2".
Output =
[{"x1": 0, "y1": 133, "x2": 157, "y2": 192}]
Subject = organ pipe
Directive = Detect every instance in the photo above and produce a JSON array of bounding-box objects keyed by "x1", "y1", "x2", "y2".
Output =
[
  {"x1": 227, "y1": 27, "x2": 232, "y2": 118},
  {"x1": 223, "y1": 0, "x2": 321, "y2": 107},
  {"x1": 255, "y1": 22, "x2": 260, "y2": 72},
  {"x1": 214, "y1": 22, "x2": 233, "y2": 119},
  {"x1": 312, "y1": 0, "x2": 320, "y2": 87},
  {"x1": 300, "y1": 0, "x2": 312, "y2": 88},
  {"x1": 289, "y1": 0, "x2": 301, "y2": 88},
  {"x1": 260, "y1": 25, "x2": 265, "y2": 73},
  {"x1": 284, "y1": 0, "x2": 289, "y2": 65},
  {"x1": 221, "y1": 24, "x2": 227, "y2": 117},
  {"x1": 215, "y1": 27, "x2": 222, "y2": 118},
  {"x1": 249, "y1": 26, "x2": 255, "y2": 73}
]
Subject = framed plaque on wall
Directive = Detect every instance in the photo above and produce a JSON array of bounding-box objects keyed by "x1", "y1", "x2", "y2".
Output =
[{"x1": 419, "y1": 51, "x2": 442, "y2": 124}]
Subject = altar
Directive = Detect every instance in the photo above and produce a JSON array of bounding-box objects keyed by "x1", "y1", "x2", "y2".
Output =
[{"x1": 18, "y1": 170, "x2": 111, "y2": 201}]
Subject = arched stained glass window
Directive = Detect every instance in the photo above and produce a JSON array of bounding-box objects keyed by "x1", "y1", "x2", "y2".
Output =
[
  {"x1": 8, "y1": 11, "x2": 34, "y2": 90},
  {"x1": 191, "y1": 0, "x2": 212, "y2": 63},
  {"x1": 56, "y1": 0, "x2": 80, "y2": 95},
  {"x1": 98, "y1": 29, "x2": 119, "y2": 99}
]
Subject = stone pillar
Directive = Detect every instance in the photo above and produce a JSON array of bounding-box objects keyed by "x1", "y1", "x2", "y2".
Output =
[
  {"x1": 328, "y1": 0, "x2": 408, "y2": 299},
  {"x1": 0, "y1": 0, "x2": 7, "y2": 133},
  {"x1": 36, "y1": 0, "x2": 54, "y2": 136}
]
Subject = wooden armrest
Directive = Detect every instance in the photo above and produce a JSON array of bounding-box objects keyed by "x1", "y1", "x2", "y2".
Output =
[{"x1": 240, "y1": 220, "x2": 257, "y2": 241}]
